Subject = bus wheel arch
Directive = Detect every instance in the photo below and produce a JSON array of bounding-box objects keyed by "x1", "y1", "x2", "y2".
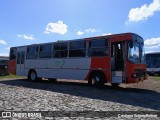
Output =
[
  {"x1": 28, "y1": 69, "x2": 38, "y2": 81},
  {"x1": 88, "y1": 70, "x2": 106, "y2": 87}
]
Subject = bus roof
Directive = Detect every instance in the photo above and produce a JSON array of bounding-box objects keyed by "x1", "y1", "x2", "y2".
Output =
[{"x1": 10, "y1": 32, "x2": 141, "y2": 48}]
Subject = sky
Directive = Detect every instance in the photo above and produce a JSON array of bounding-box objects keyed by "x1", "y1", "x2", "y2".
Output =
[{"x1": 0, "y1": 0, "x2": 160, "y2": 56}]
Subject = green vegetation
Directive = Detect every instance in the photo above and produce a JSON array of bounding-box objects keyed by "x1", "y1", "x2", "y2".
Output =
[
  {"x1": 155, "y1": 76, "x2": 160, "y2": 81},
  {"x1": 0, "y1": 74, "x2": 25, "y2": 79}
]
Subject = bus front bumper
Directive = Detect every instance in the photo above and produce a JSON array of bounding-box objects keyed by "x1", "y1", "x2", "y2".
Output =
[{"x1": 126, "y1": 75, "x2": 148, "y2": 83}]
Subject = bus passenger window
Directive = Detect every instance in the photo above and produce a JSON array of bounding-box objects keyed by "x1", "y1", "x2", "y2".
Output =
[
  {"x1": 53, "y1": 42, "x2": 68, "y2": 58},
  {"x1": 26, "y1": 46, "x2": 39, "y2": 59},
  {"x1": 69, "y1": 41, "x2": 86, "y2": 57},
  {"x1": 39, "y1": 44, "x2": 52, "y2": 58},
  {"x1": 88, "y1": 39, "x2": 109, "y2": 57},
  {"x1": 9, "y1": 48, "x2": 17, "y2": 60}
]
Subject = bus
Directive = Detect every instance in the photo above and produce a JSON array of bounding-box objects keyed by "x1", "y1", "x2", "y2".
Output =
[
  {"x1": 8, "y1": 32, "x2": 148, "y2": 87},
  {"x1": 146, "y1": 52, "x2": 160, "y2": 76}
]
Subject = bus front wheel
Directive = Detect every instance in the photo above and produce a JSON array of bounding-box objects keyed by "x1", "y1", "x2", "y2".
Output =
[{"x1": 28, "y1": 70, "x2": 38, "y2": 81}]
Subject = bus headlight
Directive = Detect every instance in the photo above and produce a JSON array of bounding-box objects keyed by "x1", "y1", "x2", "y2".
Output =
[{"x1": 132, "y1": 73, "x2": 137, "y2": 78}]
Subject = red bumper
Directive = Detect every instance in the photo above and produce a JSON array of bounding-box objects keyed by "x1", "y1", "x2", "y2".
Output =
[{"x1": 126, "y1": 75, "x2": 148, "y2": 83}]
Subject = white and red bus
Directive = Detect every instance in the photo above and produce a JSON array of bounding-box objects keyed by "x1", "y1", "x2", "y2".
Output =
[{"x1": 8, "y1": 33, "x2": 148, "y2": 86}]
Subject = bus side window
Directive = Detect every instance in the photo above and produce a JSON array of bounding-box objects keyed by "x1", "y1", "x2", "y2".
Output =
[
  {"x1": 53, "y1": 42, "x2": 68, "y2": 58},
  {"x1": 69, "y1": 41, "x2": 86, "y2": 57},
  {"x1": 9, "y1": 48, "x2": 17, "y2": 60},
  {"x1": 39, "y1": 44, "x2": 52, "y2": 58},
  {"x1": 88, "y1": 39, "x2": 109, "y2": 57},
  {"x1": 26, "y1": 46, "x2": 38, "y2": 59}
]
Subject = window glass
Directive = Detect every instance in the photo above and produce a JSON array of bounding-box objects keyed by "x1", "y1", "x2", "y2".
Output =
[
  {"x1": 146, "y1": 54, "x2": 160, "y2": 68},
  {"x1": 69, "y1": 49, "x2": 86, "y2": 57},
  {"x1": 53, "y1": 50, "x2": 68, "y2": 58},
  {"x1": 88, "y1": 39, "x2": 109, "y2": 57},
  {"x1": 54, "y1": 43, "x2": 67, "y2": 50},
  {"x1": 9, "y1": 48, "x2": 17, "y2": 60},
  {"x1": 69, "y1": 41, "x2": 86, "y2": 57},
  {"x1": 17, "y1": 52, "x2": 25, "y2": 64},
  {"x1": 53, "y1": 42, "x2": 68, "y2": 58},
  {"x1": 40, "y1": 44, "x2": 52, "y2": 52},
  {"x1": 17, "y1": 52, "x2": 21, "y2": 64},
  {"x1": 128, "y1": 41, "x2": 140, "y2": 63},
  {"x1": 27, "y1": 46, "x2": 38, "y2": 53},
  {"x1": 88, "y1": 48, "x2": 109, "y2": 57},
  {"x1": 90, "y1": 39, "x2": 108, "y2": 48},
  {"x1": 39, "y1": 44, "x2": 52, "y2": 58},
  {"x1": 70, "y1": 41, "x2": 86, "y2": 49},
  {"x1": 21, "y1": 52, "x2": 25, "y2": 64},
  {"x1": 26, "y1": 46, "x2": 38, "y2": 59},
  {"x1": 128, "y1": 34, "x2": 145, "y2": 64}
]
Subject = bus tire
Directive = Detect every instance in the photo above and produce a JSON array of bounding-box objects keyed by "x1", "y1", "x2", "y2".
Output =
[
  {"x1": 28, "y1": 70, "x2": 38, "y2": 81},
  {"x1": 111, "y1": 83, "x2": 120, "y2": 87},
  {"x1": 88, "y1": 71, "x2": 105, "y2": 88},
  {"x1": 48, "y1": 78, "x2": 57, "y2": 83}
]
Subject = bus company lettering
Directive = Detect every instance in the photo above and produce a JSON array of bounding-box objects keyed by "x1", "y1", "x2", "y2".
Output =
[{"x1": 54, "y1": 60, "x2": 65, "y2": 68}]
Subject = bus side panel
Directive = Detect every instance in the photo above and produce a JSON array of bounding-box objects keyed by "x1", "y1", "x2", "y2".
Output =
[
  {"x1": 8, "y1": 59, "x2": 16, "y2": 75},
  {"x1": 87, "y1": 57, "x2": 111, "y2": 82},
  {"x1": 25, "y1": 58, "x2": 91, "y2": 80}
]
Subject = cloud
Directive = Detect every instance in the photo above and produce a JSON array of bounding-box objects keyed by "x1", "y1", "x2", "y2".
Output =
[
  {"x1": 144, "y1": 37, "x2": 160, "y2": 48},
  {"x1": 77, "y1": 31, "x2": 84, "y2": 35},
  {"x1": 77, "y1": 28, "x2": 97, "y2": 35},
  {"x1": 17, "y1": 34, "x2": 35, "y2": 40},
  {"x1": 85, "y1": 28, "x2": 96, "y2": 33},
  {"x1": 128, "y1": 0, "x2": 160, "y2": 22},
  {"x1": 0, "y1": 53, "x2": 9, "y2": 56},
  {"x1": 44, "y1": 20, "x2": 68, "y2": 35},
  {"x1": 102, "y1": 33, "x2": 112, "y2": 36},
  {"x1": 0, "y1": 40, "x2": 7, "y2": 45}
]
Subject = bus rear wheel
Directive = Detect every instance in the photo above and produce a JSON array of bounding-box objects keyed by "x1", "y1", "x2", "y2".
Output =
[
  {"x1": 48, "y1": 78, "x2": 57, "y2": 83},
  {"x1": 28, "y1": 70, "x2": 38, "y2": 81},
  {"x1": 88, "y1": 72, "x2": 105, "y2": 88},
  {"x1": 111, "y1": 83, "x2": 120, "y2": 87}
]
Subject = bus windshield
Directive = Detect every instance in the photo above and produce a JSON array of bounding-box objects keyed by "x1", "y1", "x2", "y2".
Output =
[
  {"x1": 128, "y1": 35, "x2": 145, "y2": 64},
  {"x1": 146, "y1": 53, "x2": 160, "y2": 68}
]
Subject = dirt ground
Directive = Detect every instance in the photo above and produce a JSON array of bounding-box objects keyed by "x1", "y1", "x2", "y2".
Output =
[
  {"x1": 120, "y1": 76, "x2": 160, "y2": 92},
  {"x1": 59, "y1": 76, "x2": 160, "y2": 92}
]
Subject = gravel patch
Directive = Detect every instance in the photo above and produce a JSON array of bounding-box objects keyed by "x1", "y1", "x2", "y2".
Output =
[{"x1": 0, "y1": 78, "x2": 160, "y2": 119}]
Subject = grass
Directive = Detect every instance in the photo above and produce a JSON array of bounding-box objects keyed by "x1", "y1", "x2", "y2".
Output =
[
  {"x1": 0, "y1": 74, "x2": 25, "y2": 79},
  {"x1": 154, "y1": 76, "x2": 160, "y2": 81}
]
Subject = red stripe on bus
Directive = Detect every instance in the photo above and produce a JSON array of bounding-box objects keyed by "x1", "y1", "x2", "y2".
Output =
[{"x1": 8, "y1": 60, "x2": 16, "y2": 75}]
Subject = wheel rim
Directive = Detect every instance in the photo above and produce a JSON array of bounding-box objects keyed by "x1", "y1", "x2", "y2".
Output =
[
  {"x1": 31, "y1": 72, "x2": 36, "y2": 80},
  {"x1": 92, "y1": 76, "x2": 100, "y2": 84},
  {"x1": 92, "y1": 78, "x2": 95, "y2": 84}
]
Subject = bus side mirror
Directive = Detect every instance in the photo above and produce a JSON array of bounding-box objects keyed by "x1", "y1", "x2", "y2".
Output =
[{"x1": 129, "y1": 41, "x2": 133, "y2": 48}]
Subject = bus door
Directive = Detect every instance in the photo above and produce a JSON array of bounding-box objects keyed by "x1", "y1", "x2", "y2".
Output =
[
  {"x1": 111, "y1": 41, "x2": 125, "y2": 83},
  {"x1": 16, "y1": 48, "x2": 26, "y2": 76}
]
